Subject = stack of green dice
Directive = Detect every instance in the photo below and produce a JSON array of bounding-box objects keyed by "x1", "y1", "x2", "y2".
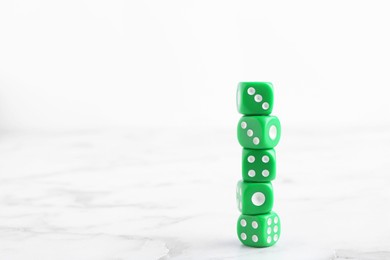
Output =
[{"x1": 236, "y1": 82, "x2": 282, "y2": 247}]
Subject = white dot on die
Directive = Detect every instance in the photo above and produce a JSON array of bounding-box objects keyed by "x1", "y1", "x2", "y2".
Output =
[
  {"x1": 273, "y1": 234, "x2": 278, "y2": 241},
  {"x1": 240, "y1": 219, "x2": 247, "y2": 227},
  {"x1": 267, "y1": 236, "x2": 272, "y2": 243},
  {"x1": 267, "y1": 219, "x2": 272, "y2": 225},
  {"x1": 274, "y1": 217, "x2": 278, "y2": 224},
  {"x1": 274, "y1": 226, "x2": 278, "y2": 232},
  {"x1": 248, "y1": 155, "x2": 255, "y2": 163},
  {"x1": 267, "y1": 227, "x2": 272, "y2": 234},
  {"x1": 248, "y1": 170, "x2": 256, "y2": 177},
  {"x1": 262, "y1": 155, "x2": 269, "y2": 163},
  {"x1": 252, "y1": 235, "x2": 258, "y2": 242},
  {"x1": 262, "y1": 102, "x2": 269, "y2": 110},
  {"x1": 247, "y1": 129, "x2": 253, "y2": 137},
  {"x1": 251, "y1": 192, "x2": 265, "y2": 206},
  {"x1": 241, "y1": 233, "x2": 247, "y2": 240},
  {"x1": 252, "y1": 221, "x2": 258, "y2": 229},
  {"x1": 241, "y1": 122, "x2": 247, "y2": 129},
  {"x1": 253, "y1": 137, "x2": 260, "y2": 145},
  {"x1": 262, "y1": 170, "x2": 270, "y2": 177},
  {"x1": 269, "y1": 125, "x2": 277, "y2": 140},
  {"x1": 254, "y1": 94, "x2": 263, "y2": 102},
  {"x1": 247, "y1": 87, "x2": 255, "y2": 95}
]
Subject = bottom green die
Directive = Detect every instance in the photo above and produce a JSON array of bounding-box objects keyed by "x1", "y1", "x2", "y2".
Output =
[{"x1": 237, "y1": 212, "x2": 281, "y2": 247}]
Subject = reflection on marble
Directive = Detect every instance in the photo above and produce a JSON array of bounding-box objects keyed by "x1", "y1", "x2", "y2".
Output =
[{"x1": 0, "y1": 125, "x2": 390, "y2": 259}]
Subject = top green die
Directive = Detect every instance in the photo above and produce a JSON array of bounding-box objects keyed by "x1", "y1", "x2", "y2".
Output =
[{"x1": 236, "y1": 82, "x2": 274, "y2": 115}]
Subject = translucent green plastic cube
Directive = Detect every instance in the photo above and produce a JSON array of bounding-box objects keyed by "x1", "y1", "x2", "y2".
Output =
[
  {"x1": 237, "y1": 212, "x2": 281, "y2": 247},
  {"x1": 236, "y1": 82, "x2": 274, "y2": 115},
  {"x1": 236, "y1": 181, "x2": 273, "y2": 215},
  {"x1": 237, "y1": 116, "x2": 281, "y2": 149},
  {"x1": 242, "y1": 149, "x2": 276, "y2": 182}
]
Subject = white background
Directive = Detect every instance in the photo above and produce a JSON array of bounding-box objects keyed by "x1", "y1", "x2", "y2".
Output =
[
  {"x1": 1, "y1": 1, "x2": 390, "y2": 260},
  {"x1": 1, "y1": 0, "x2": 390, "y2": 130}
]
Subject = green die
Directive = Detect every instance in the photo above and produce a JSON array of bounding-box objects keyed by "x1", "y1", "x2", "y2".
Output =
[
  {"x1": 236, "y1": 82, "x2": 274, "y2": 115},
  {"x1": 236, "y1": 181, "x2": 274, "y2": 215},
  {"x1": 237, "y1": 212, "x2": 281, "y2": 247},
  {"x1": 242, "y1": 149, "x2": 276, "y2": 182},
  {"x1": 237, "y1": 116, "x2": 281, "y2": 149}
]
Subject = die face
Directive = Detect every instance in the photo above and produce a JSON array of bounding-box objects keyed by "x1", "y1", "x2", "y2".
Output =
[
  {"x1": 236, "y1": 82, "x2": 274, "y2": 115},
  {"x1": 236, "y1": 183, "x2": 242, "y2": 212},
  {"x1": 237, "y1": 212, "x2": 281, "y2": 247},
  {"x1": 236, "y1": 181, "x2": 274, "y2": 215},
  {"x1": 238, "y1": 116, "x2": 281, "y2": 149},
  {"x1": 242, "y1": 149, "x2": 276, "y2": 182}
]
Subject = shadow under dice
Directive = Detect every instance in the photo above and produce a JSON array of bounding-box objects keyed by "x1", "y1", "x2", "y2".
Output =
[
  {"x1": 236, "y1": 82, "x2": 274, "y2": 115},
  {"x1": 242, "y1": 149, "x2": 276, "y2": 182},
  {"x1": 237, "y1": 212, "x2": 281, "y2": 247},
  {"x1": 237, "y1": 116, "x2": 281, "y2": 149},
  {"x1": 236, "y1": 181, "x2": 273, "y2": 215}
]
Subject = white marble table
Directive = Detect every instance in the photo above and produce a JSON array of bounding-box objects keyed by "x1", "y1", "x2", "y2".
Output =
[{"x1": 1, "y1": 125, "x2": 389, "y2": 260}]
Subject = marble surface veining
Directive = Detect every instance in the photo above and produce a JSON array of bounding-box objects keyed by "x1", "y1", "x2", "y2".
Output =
[{"x1": 1, "y1": 125, "x2": 390, "y2": 260}]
